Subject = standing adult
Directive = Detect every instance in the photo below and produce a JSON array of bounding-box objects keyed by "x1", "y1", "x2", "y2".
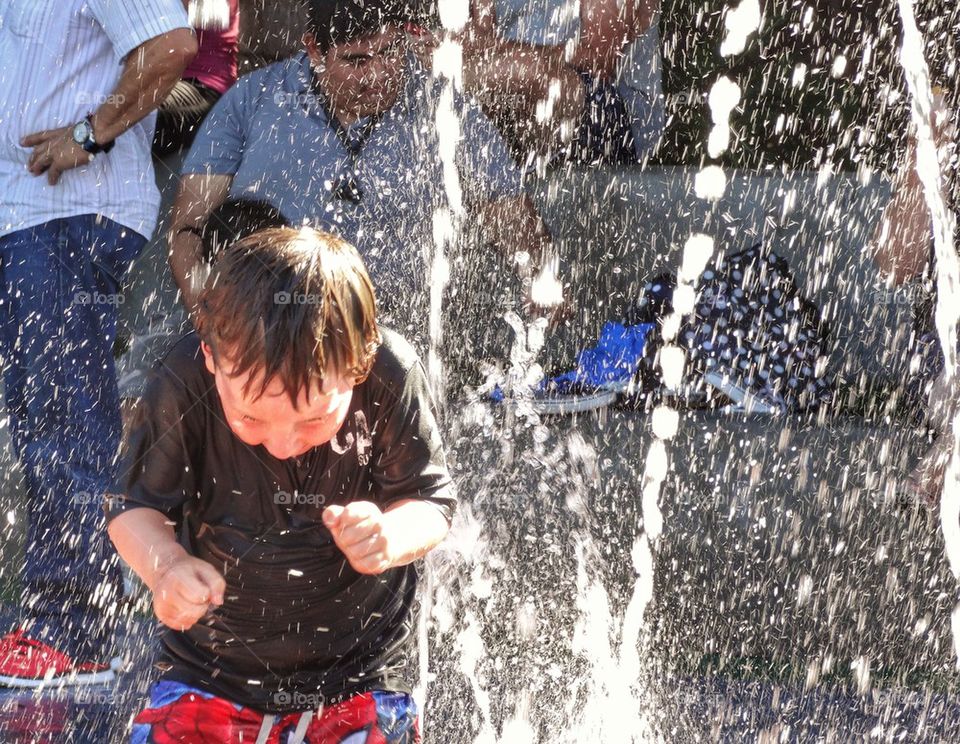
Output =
[{"x1": 0, "y1": 0, "x2": 196, "y2": 687}]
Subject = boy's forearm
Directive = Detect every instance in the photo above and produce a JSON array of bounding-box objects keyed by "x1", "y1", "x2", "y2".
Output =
[
  {"x1": 384, "y1": 499, "x2": 451, "y2": 568},
  {"x1": 107, "y1": 507, "x2": 189, "y2": 592}
]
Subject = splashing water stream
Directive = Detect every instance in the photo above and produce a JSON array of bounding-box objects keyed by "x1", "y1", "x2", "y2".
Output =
[{"x1": 896, "y1": 0, "x2": 960, "y2": 666}]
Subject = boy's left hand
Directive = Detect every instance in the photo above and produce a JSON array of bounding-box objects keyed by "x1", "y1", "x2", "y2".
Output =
[{"x1": 323, "y1": 502, "x2": 395, "y2": 575}]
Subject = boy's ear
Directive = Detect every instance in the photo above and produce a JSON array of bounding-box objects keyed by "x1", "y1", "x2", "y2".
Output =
[
  {"x1": 303, "y1": 32, "x2": 325, "y2": 69},
  {"x1": 200, "y1": 341, "x2": 217, "y2": 376}
]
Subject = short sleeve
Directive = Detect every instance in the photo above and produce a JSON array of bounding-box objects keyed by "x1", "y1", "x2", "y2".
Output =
[
  {"x1": 105, "y1": 364, "x2": 198, "y2": 524},
  {"x1": 181, "y1": 72, "x2": 258, "y2": 176},
  {"x1": 370, "y1": 360, "x2": 457, "y2": 523},
  {"x1": 457, "y1": 97, "x2": 523, "y2": 202},
  {"x1": 87, "y1": 0, "x2": 190, "y2": 62}
]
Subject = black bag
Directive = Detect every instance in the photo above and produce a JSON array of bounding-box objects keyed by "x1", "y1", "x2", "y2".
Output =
[{"x1": 629, "y1": 243, "x2": 834, "y2": 412}]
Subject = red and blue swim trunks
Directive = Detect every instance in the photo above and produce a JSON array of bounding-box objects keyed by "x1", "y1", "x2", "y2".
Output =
[{"x1": 130, "y1": 680, "x2": 420, "y2": 744}]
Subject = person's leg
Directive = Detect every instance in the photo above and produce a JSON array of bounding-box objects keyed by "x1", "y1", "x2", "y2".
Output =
[
  {"x1": 0, "y1": 215, "x2": 145, "y2": 669},
  {"x1": 906, "y1": 364, "x2": 960, "y2": 505},
  {"x1": 899, "y1": 329, "x2": 958, "y2": 505}
]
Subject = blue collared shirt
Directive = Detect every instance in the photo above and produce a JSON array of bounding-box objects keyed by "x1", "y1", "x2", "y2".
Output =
[{"x1": 183, "y1": 52, "x2": 522, "y2": 324}]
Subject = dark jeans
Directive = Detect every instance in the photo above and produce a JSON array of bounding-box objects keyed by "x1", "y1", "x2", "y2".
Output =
[{"x1": 0, "y1": 215, "x2": 146, "y2": 659}]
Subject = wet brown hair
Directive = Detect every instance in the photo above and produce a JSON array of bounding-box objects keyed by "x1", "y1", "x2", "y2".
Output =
[{"x1": 197, "y1": 226, "x2": 380, "y2": 406}]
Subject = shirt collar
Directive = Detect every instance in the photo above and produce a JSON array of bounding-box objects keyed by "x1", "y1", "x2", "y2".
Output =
[{"x1": 289, "y1": 51, "x2": 316, "y2": 95}]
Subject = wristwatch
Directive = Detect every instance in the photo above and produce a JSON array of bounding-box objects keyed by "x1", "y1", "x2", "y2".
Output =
[{"x1": 72, "y1": 117, "x2": 114, "y2": 155}]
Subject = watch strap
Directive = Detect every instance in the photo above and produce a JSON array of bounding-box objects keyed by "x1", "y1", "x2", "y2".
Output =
[{"x1": 80, "y1": 116, "x2": 115, "y2": 155}]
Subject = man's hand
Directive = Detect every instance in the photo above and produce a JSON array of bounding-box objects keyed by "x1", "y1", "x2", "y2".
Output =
[
  {"x1": 152, "y1": 555, "x2": 226, "y2": 631},
  {"x1": 323, "y1": 502, "x2": 396, "y2": 575},
  {"x1": 22, "y1": 127, "x2": 94, "y2": 185}
]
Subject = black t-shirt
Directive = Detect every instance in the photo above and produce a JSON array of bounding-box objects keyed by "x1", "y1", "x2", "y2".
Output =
[{"x1": 106, "y1": 329, "x2": 456, "y2": 713}]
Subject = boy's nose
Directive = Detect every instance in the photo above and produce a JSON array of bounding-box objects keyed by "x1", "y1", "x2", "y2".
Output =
[{"x1": 264, "y1": 438, "x2": 304, "y2": 460}]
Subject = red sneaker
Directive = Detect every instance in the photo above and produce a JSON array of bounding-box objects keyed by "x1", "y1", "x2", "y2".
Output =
[{"x1": 0, "y1": 630, "x2": 121, "y2": 688}]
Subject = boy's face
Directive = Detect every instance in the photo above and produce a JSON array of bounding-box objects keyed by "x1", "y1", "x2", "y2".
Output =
[{"x1": 202, "y1": 342, "x2": 355, "y2": 460}]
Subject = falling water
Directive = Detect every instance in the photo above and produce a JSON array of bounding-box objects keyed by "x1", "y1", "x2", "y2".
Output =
[
  {"x1": 896, "y1": 0, "x2": 960, "y2": 666},
  {"x1": 187, "y1": 0, "x2": 231, "y2": 30},
  {"x1": 420, "y1": 0, "x2": 469, "y2": 727}
]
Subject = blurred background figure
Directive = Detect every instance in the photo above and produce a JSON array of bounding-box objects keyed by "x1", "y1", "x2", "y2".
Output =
[
  {"x1": 455, "y1": 0, "x2": 665, "y2": 166},
  {"x1": 872, "y1": 86, "x2": 959, "y2": 505},
  {"x1": 153, "y1": 0, "x2": 240, "y2": 157},
  {"x1": 168, "y1": 0, "x2": 556, "y2": 372}
]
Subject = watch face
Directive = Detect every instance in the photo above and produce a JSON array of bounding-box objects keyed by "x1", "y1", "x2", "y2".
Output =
[{"x1": 72, "y1": 120, "x2": 92, "y2": 145}]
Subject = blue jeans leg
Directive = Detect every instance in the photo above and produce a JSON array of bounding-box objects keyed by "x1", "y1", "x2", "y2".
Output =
[{"x1": 0, "y1": 215, "x2": 146, "y2": 660}]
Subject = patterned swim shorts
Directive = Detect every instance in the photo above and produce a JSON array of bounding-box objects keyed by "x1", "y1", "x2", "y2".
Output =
[{"x1": 130, "y1": 680, "x2": 420, "y2": 744}]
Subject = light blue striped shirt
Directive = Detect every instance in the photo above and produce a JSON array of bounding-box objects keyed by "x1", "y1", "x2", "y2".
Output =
[{"x1": 0, "y1": 0, "x2": 191, "y2": 239}]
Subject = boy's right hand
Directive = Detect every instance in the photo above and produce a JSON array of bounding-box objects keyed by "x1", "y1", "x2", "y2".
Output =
[{"x1": 152, "y1": 556, "x2": 226, "y2": 631}]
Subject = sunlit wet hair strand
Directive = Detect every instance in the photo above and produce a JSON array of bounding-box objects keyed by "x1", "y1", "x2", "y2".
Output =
[{"x1": 197, "y1": 226, "x2": 381, "y2": 406}]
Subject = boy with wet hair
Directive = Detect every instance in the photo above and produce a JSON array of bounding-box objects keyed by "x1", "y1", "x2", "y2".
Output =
[{"x1": 107, "y1": 226, "x2": 454, "y2": 743}]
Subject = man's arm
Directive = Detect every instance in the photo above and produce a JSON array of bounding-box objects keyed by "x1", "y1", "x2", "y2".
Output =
[
  {"x1": 474, "y1": 194, "x2": 551, "y2": 273},
  {"x1": 474, "y1": 194, "x2": 568, "y2": 315},
  {"x1": 871, "y1": 148, "x2": 932, "y2": 284},
  {"x1": 168, "y1": 174, "x2": 234, "y2": 318},
  {"x1": 871, "y1": 93, "x2": 955, "y2": 284},
  {"x1": 88, "y1": 27, "x2": 198, "y2": 145},
  {"x1": 23, "y1": 28, "x2": 198, "y2": 185}
]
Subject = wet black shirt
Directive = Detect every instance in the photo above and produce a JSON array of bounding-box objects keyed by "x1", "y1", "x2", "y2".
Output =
[{"x1": 106, "y1": 330, "x2": 456, "y2": 713}]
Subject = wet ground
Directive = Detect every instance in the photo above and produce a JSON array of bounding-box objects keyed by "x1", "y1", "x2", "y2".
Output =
[{"x1": 3, "y1": 643, "x2": 960, "y2": 743}]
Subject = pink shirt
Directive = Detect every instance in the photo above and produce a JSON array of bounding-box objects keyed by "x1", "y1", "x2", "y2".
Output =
[{"x1": 182, "y1": 0, "x2": 239, "y2": 95}]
